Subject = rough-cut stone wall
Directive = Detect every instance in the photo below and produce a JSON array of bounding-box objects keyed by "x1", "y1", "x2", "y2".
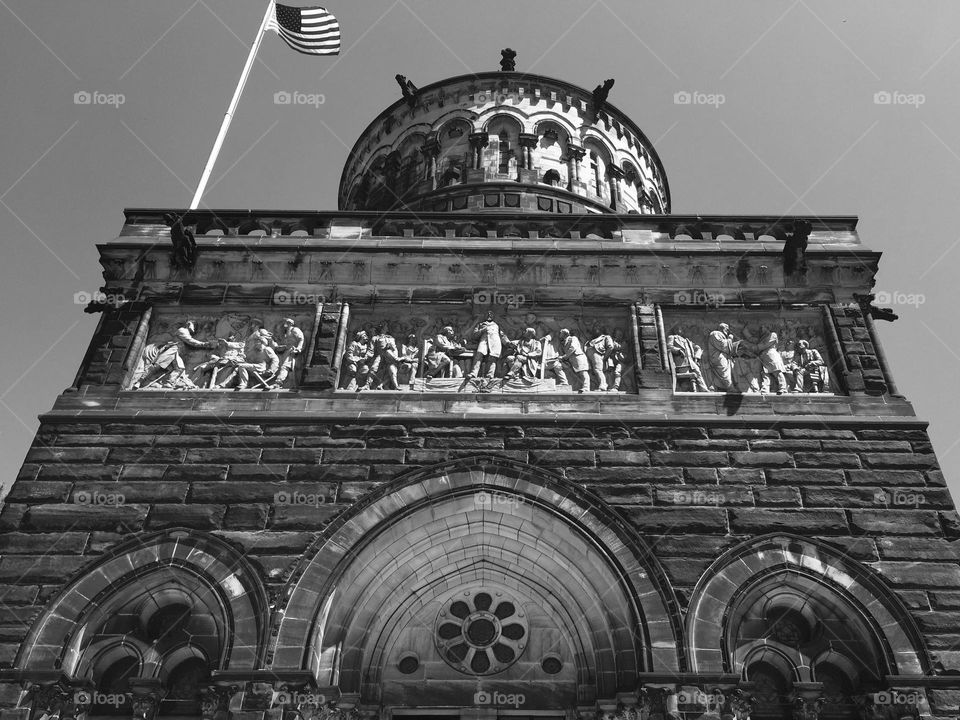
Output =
[{"x1": 1, "y1": 420, "x2": 954, "y2": 682}]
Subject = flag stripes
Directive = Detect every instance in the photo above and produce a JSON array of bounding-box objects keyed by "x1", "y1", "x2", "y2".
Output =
[{"x1": 267, "y1": 3, "x2": 341, "y2": 56}]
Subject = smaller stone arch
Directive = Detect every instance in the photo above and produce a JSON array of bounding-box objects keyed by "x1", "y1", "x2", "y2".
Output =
[
  {"x1": 480, "y1": 108, "x2": 529, "y2": 134},
  {"x1": 686, "y1": 533, "x2": 930, "y2": 678},
  {"x1": 16, "y1": 528, "x2": 270, "y2": 676},
  {"x1": 531, "y1": 114, "x2": 577, "y2": 139},
  {"x1": 429, "y1": 108, "x2": 480, "y2": 136}
]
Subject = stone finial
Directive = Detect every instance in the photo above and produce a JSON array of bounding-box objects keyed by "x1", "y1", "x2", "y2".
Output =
[{"x1": 500, "y1": 48, "x2": 517, "y2": 71}]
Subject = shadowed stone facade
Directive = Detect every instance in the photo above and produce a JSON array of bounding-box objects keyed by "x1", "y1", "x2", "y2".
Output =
[{"x1": 1, "y1": 62, "x2": 959, "y2": 720}]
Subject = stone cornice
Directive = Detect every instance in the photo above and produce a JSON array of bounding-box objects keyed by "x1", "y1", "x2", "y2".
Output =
[{"x1": 119, "y1": 208, "x2": 860, "y2": 243}]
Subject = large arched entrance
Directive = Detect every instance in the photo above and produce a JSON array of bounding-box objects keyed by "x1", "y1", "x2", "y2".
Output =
[{"x1": 273, "y1": 458, "x2": 682, "y2": 712}]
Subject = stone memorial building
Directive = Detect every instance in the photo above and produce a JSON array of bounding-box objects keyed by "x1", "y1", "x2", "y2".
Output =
[{"x1": 1, "y1": 54, "x2": 959, "y2": 720}]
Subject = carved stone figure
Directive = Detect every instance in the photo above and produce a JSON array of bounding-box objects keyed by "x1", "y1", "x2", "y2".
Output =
[
  {"x1": 271, "y1": 317, "x2": 304, "y2": 389},
  {"x1": 469, "y1": 311, "x2": 503, "y2": 379},
  {"x1": 131, "y1": 320, "x2": 216, "y2": 389},
  {"x1": 787, "y1": 339, "x2": 828, "y2": 393},
  {"x1": 606, "y1": 327, "x2": 627, "y2": 391},
  {"x1": 503, "y1": 328, "x2": 542, "y2": 380},
  {"x1": 585, "y1": 330, "x2": 615, "y2": 391},
  {"x1": 540, "y1": 333, "x2": 569, "y2": 386},
  {"x1": 426, "y1": 326, "x2": 467, "y2": 378},
  {"x1": 234, "y1": 335, "x2": 279, "y2": 390},
  {"x1": 398, "y1": 333, "x2": 420, "y2": 386},
  {"x1": 754, "y1": 324, "x2": 788, "y2": 394},
  {"x1": 165, "y1": 213, "x2": 197, "y2": 268},
  {"x1": 668, "y1": 325, "x2": 710, "y2": 392},
  {"x1": 707, "y1": 322, "x2": 741, "y2": 392},
  {"x1": 592, "y1": 78, "x2": 615, "y2": 116},
  {"x1": 193, "y1": 334, "x2": 246, "y2": 388},
  {"x1": 340, "y1": 330, "x2": 374, "y2": 390},
  {"x1": 499, "y1": 48, "x2": 517, "y2": 71},
  {"x1": 365, "y1": 321, "x2": 400, "y2": 390},
  {"x1": 559, "y1": 328, "x2": 590, "y2": 392},
  {"x1": 783, "y1": 219, "x2": 812, "y2": 276},
  {"x1": 395, "y1": 74, "x2": 419, "y2": 107}
]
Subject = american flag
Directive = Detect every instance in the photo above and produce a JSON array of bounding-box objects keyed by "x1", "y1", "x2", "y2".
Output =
[{"x1": 267, "y1": 3, "x2": 341, "y2": 56}]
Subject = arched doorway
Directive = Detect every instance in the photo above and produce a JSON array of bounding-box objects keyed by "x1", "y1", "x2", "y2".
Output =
[{"x1": 273, "y1": 458, "x2": 682, "y2": 713}]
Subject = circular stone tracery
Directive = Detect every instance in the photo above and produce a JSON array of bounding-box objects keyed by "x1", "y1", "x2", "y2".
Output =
[{"x1": 435, "y1": 588, "x2": 528, "y2": 675}]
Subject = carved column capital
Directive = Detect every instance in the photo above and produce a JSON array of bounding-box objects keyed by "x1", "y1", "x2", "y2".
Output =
[
  {"x1": 723, "y1": 687, "x2": 755, "y2": 720},
  {"x1": 468, "y1": 131, "x2": 490, "y2": 149},
  {"x1": 24, "y1": 681, "x2": 92, "y2": 720},
  {"x1": 606, "y1": 164, "x2": 626, "y2": 180},
  {"x1": 789, "y1": 683, "x2": 825, "y2": 720},
  {"x1": 420, "y1": 138, "x2": 441, "y2": 157},
  {"x1": 518, "y1": 132, "x2": 539, "y2": 148},
  {"x1": 638, "y1": 685, "x2": 680, "y2": 720},
  {"x1": 129, "y1": 678, "x2": 164, "y2": 720},
  {"x1": 566, "y1": 143, "x2": 586, "y2": 160},
  {"x1": 200, "y1": 685, "x2": 239, "y2": 720}
]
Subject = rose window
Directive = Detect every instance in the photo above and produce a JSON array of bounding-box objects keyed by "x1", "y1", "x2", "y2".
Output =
[{"x1": 435, "y1": 589, "x2": 528, "y2": 675}]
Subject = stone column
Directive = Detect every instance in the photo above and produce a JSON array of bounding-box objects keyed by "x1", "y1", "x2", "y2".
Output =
[
  {"x1": 566, "y1": 143, "x2": 585, "y2": 191},
  {"x1": 518, "y1": 133, "x2": 539, "y2": 182},
  {"x1": 467, "y1": 132, "x2": 489, "y2": 183},
  {"x1": 468, "y1": 132, "x2": 489, "y2": 169},
  {"x1": 607, "y1": 164, "x2": 625, "y2": 211},
  {"x1": 421, "y1": 138, "x2": 440, "y2": 190}
]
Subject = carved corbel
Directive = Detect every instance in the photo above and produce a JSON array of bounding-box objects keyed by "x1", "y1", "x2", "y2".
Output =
[
  {"x1": 129, "y1": 678, "x2": 165, "y2": 720},
  {"x1": 200, "y1": 684, "x2": 239, "y2": 720},
  {"x1": 789, "y1": 683, "x2": 824, "y2": 720},
  {"x1": 21, "y1": 677, "x2": 92, "y2": 720},
  {"x1": 722, "y1": 687, "x2": 754, "y2": 720}
]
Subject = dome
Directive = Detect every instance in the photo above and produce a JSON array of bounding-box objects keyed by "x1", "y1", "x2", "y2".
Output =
[{"x1": 338, "y1": 64, "x2": 670, "y2": 215}]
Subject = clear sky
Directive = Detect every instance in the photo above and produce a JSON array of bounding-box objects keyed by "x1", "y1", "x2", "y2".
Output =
[{"x1": 1, "y1": 1, "x2": 959, "y2": 499}]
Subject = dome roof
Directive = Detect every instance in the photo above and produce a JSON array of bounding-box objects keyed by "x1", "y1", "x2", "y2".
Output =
[{"x1": 338, "y1": 69, "x2": 670, "y2": 215}]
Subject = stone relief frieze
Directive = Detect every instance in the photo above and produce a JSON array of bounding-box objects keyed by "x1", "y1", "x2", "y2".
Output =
[
  {"x1": 127, "y1": 310, "x2": 313, "y2": 391},
  {"x1": 661, "y1": 308, "x2": 835, "y2": 395},
  {"x1": 339, "y1": 305, "x2": 636, "y2": 394}
]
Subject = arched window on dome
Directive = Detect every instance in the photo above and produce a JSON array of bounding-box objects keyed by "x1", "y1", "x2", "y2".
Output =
[
  {"x1": 536, "y1": 122, "x2": 568, "y2": 188},
  {"x1": 542, "y1": 169, "x2": 562, "y2": 187},
  {"x1": 583, "y1": 141, "x2": 616, "y2": 207},
  {"x1": 486, "y1": 116, "x2": 522, "y2": 178},
  {"x1": 498, "y1": 132, "x2": 511, "y2": 174},
  {"x1": 397, "y1": 132, "x2": 426, "y2": 196},
  {"x1": 589, "y1": 151, "x2": 601, "y2": 196},
  {"x1": 436, "y1": 119, "x2": 471, "y2": 187},
  {"x1": 620, "y1": 161, "x2": 642, "y2": 211}
]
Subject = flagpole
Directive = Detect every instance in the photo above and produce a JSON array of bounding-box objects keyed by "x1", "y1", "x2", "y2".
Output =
[{"x1": 189, "y1": 0, "x2": 275, "y2": 210}]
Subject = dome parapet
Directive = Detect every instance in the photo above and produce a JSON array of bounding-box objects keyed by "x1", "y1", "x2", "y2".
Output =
[{"x1": 338, "y1": 71, "x2": 671, "y2": 215}]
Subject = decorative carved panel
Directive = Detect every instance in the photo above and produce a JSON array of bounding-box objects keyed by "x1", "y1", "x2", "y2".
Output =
[
  {"x1": 124, "y1": 308, "x2": 315, "y2": 391},
  {"x1": 660, "y1": 306, "x2": 840, "y2": 395},
  {"x1": 338, "y1": 304, "x2": 637, "y2": 393}
]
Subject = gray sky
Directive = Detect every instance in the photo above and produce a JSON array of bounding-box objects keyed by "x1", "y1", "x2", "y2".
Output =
[{"x1": 2, "y1": 1, "x2": 959, "y2": 499}]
